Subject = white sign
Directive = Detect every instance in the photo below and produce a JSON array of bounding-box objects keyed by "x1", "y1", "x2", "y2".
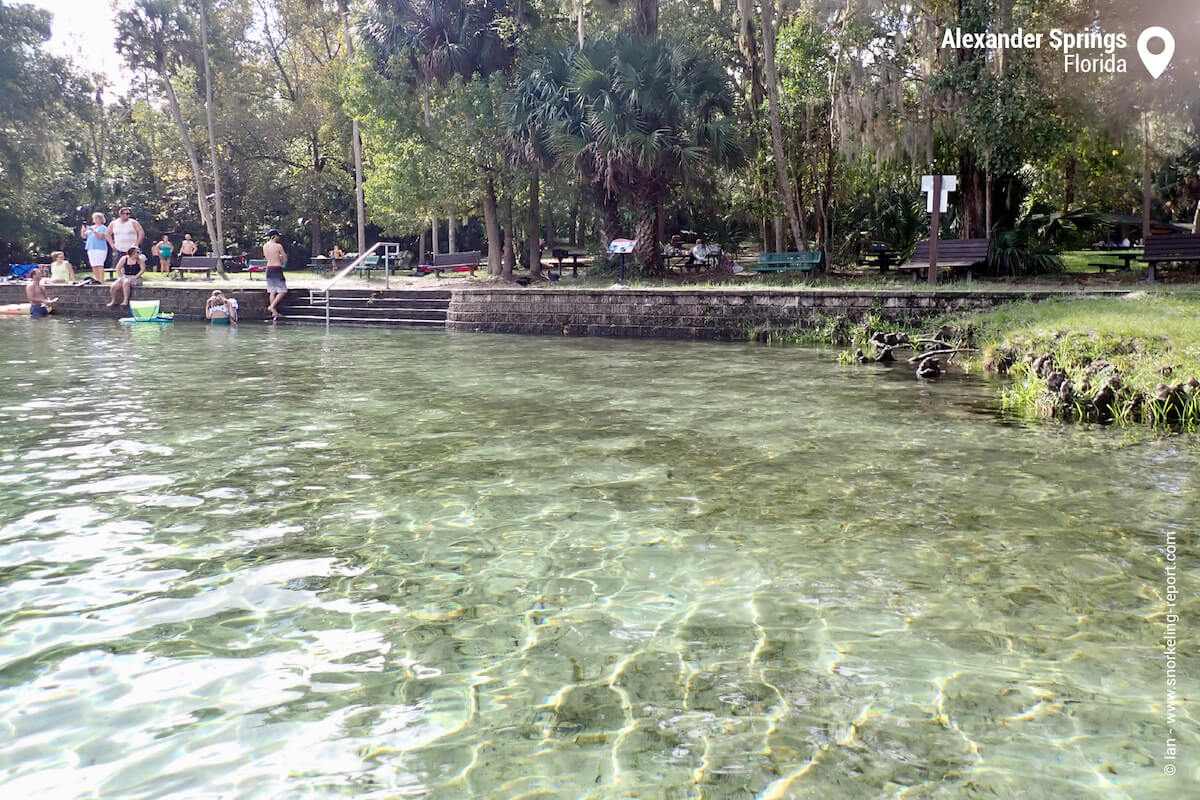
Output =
[
  {"x1": 921, "y1": 175, "x2": 958, "y2": 213},
  {"x1": 607, "y1": 238, "x2": 636, "y2": 254},
  {"x1": 1137, "y1": 27, "x2": 1174, "y2": 79}
]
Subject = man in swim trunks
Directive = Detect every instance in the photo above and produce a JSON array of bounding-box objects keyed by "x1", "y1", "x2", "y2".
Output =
[
  {"x1": 263, "y1": 229, "x2": 288, "y2": 321},
  {"x1": 26, "y1": 267, "x2": 56, "y2": 317}
]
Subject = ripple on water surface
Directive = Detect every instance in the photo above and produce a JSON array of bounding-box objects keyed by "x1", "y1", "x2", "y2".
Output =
[{"x1": 0, "y1": 319, "x2": 1195, "y2": 799}]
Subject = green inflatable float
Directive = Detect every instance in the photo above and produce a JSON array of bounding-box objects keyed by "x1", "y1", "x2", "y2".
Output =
[{"x1": 120, "y1": 300, "x2": 174, "y2": 324}]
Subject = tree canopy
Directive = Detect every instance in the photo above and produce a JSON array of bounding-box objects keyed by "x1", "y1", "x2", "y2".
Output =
[{"x1": 1, "y1": 0, "x2": 1197, "y2": 274}]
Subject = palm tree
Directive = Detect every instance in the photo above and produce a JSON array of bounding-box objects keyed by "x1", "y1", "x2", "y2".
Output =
[{"x1": 550, "y1": 38, "x2": 743, "y2": 272}]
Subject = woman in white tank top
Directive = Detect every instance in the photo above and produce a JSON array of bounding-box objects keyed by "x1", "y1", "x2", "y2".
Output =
[{"x1": 108, "y1": 207, "x2": 143, "y2": 253}]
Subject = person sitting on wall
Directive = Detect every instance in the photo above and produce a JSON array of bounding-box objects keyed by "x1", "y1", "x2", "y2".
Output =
[
  {"x1": 45, "y1": 251, "x2": 76, "y2": 284},
  {"x1": 105, "y1": 246, "x2": 146, "y2": 307}
]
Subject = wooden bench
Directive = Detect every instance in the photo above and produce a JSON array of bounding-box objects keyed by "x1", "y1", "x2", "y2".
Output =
[
  {"x1": 1139, "y1": 234, "x2": 1200, "y2": 281},
  {"x1": 751, "y1": 251, "x2": 823, "y2": 274},
  {"x1": 415, "y1": 250, "x2": 481, "y2": 277},
  {"x1": 898, "y1": 238, "x2": 990, "y2": 280},
  {"x1": 175, "y1": 256, "x2": 218, "y2": 280}
]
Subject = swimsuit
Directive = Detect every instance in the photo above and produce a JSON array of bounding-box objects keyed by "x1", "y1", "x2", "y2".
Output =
[
  {"x1": 124, "y1": 260, "x2": 141, "y2": 276},
  {"x1": 266, "y1": 266, "x2": 287, "y2": 293},
  {"x1": 29, "y1": 303, "x2": 48, "y2": 318}
]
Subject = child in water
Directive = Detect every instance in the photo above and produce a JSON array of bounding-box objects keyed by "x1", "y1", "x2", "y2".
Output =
[{"x1": 205, "y1": 290, "x2": 238, "y2": 325}]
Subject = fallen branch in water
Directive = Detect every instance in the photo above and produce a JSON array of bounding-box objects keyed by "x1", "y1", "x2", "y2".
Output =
[{"x1": 907, "y1": 348, "x2": 978, "y2": 364}]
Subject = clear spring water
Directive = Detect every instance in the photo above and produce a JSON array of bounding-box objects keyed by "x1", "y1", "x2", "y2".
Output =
[{"x1": 0, "y1": 318, "x2": 1194, "y2": 799}]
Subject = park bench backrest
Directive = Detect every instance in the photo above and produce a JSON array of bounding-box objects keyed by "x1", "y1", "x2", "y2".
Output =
[
  {"x1": 180, "y1": 256, "x2": 220, "y2": 269},
  {"x1": 430, "y1": 250, "x2": 481, "y2": 268},
  {"x1": 758, "y1": 251, "x2": 822, "y2": 265},
  {"x1": 1143, "y1": 234, "x2": 1200, "y2": 262},
  {"x1": 910, "y1": 238, "x2": 989, "y2": 266}
]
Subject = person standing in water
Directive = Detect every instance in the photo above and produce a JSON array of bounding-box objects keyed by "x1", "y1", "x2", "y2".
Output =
[
  {"x1": 263, "y1": 229, "x2": 288, "y2": 321},
  {"x1": 80, "y1": 212, "x2": 109, "y2": 282},
  {"x1": 105, "y1": 207, "x2": 144, "y2": 259},
  {"x1": 26, "y1": 267, "x2": 57, "y2": 317}
]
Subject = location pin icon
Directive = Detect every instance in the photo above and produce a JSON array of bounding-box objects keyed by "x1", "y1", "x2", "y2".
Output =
[{"x1": 1137, "y1": 27, "x2": 1175, "y2": 79}]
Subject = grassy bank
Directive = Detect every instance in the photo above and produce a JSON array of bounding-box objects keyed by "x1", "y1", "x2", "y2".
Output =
[
  {"x1": 828, "y1": 292, "x2": 1200, "y2": 430},
  {"x1": 960, "y1": 293, "x2": 1200, "y2": 428}
]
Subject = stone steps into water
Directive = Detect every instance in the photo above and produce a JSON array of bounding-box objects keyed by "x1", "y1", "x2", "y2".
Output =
[{"x1": 281, "y1": 289, "x2": 451, "y2": 328}]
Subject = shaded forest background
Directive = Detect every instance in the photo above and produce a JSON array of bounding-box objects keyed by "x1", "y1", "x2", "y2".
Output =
[{"x1": 2, "y1": 0, "x2": 1198, "y2": 277}]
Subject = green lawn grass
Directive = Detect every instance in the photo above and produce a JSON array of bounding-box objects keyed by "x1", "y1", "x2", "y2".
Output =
[{"x1": 956, "y1": 292, "x2": 1200, "y2": 426}]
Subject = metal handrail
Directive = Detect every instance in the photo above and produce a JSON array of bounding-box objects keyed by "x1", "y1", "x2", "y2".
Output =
[{"x1": 309, "y1": 242, "x2": 408, "y2": 326}]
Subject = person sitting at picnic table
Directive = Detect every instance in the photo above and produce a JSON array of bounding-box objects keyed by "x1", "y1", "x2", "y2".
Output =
[
  {"x1": 44, "y1": 251, "x2": 75, "y2": 284},
  {"x1": 1118, "y1": 236, "x2": 1131, "y2": 248},
  {"x1": 687, "y1": 239, "x2": 717, "y2": 268},
  {"x1": 205, "y1": 289, "x2": 238, "y2": 326},
  {"x1": 330, "y1": 244, "x2": 344, "y2": 260}
]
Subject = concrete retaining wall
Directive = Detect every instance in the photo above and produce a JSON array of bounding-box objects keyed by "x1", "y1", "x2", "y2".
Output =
[
  {"x1": 446, "y1": 288, "x2": 1107, "y2": 339},
  {"x1": 0, "y1": 284, "x2": 272, "y2": 321}
]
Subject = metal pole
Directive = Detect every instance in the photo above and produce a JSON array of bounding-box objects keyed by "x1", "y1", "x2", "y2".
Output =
[{"x1": 927, "y1": 174, "x2": 941, "y2": 286}]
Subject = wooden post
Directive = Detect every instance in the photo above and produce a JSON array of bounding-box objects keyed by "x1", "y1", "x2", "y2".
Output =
[{"x1": 927, "y1": 174, "x2": 941, "y2": 285}]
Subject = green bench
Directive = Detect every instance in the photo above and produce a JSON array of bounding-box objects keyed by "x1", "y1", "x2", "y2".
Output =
[{"x1": 751, "y1": 251, "x2": 824, "y2": 273}]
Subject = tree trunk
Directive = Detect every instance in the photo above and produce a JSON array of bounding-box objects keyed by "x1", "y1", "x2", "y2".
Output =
[
  {"x1": 432, "y1": 214, "x2": 440, "y2": 256},
  {"x1": 1142, "y1": 114, "x2": 1152, "y2": 244},
  {"x1": 576, "y1": 0, "x2": 585, "y2": 47},
  {"x1": 198, "y1": 0, "x2": 225, "y2": 276},
  {"x1": 447, "y1": 211, "x2": 457, "y2": 253},
  {"x1": 655, "y1": 197, "x2": 665, "y2": 248},
  {"x1": 159, "y1": 62, "x2": 216, "y2": 253},
  {"x1": 502, "y1": 192, "x2": 516, "y2": 279},
  {"x1": 633, "y1": 209, "x2": 657, "y2": 275},
  {"x1": 310, "y1": 217, "x2": 322, "y2": 257},
  {"x1": 773, "y1": 216, "x2": 783, "y2": 252},
  {"x1": 633, "y1": 0, "x2": 657, "y2": 40},
  {"x1": 736, "y1": 0, "x2": 764, "y2": 117},
  {"x1": 338, "y1": 2, "x2": 367, "y2": 254},
  {"x1": 760, "y1": 0, "x2": 806, "y2": 250},
  {"x1": 545, "y1": 205, "x2": 556, "y2": 249},
  {"x1": 528, "y1": 165, "x2": 541, "y2": 276},
  {"x1": 1060, "y1": 153, "x2": 1080, "y2": 214},
  {"x1": 483, "y1": 176, "x2": 502, "y2": 275},
  {"x1": 958, "y1": 149, "x2": 987, "y2": 239},
  {"x1": 568, "y1": 204, "x2": 579, "y2": 246},
  {"x1": 598, "y1": 187, "x2": 620, "y2": 252},
  {"x1": 419, "y1": 229, "x2": 426, "y2": 263}
]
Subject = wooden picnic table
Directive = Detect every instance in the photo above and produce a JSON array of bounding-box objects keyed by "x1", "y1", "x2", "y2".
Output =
[{"x1": 1087, "y1": 248, "x2": 1142, "y2": 272}]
